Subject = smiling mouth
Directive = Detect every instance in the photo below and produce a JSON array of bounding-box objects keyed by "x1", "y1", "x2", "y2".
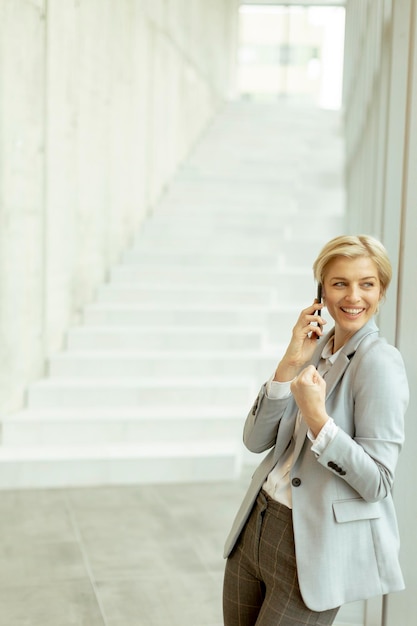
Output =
[{"x1": 341, "y1": 307, "x2": 365, "y2": 315}]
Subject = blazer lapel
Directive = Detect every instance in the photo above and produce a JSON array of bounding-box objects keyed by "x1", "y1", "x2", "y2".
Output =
[
  {"x1": 323, "y1": 353, "x2": 352, "y2": 399},
  {"x1": 324, "y1": 319, "x2": 379, "y2": 399},
  {"x1": 293, "y1": 420, "x2": 309, "y2": 462}
]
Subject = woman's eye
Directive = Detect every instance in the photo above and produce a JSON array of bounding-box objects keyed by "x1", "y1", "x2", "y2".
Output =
[{"x1": 362, "y1": 282, "x2": 374, "y2": 288}]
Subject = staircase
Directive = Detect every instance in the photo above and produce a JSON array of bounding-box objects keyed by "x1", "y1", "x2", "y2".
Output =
[{"x1": 0, "y1": 101, "x2": 345, "y2": 488}]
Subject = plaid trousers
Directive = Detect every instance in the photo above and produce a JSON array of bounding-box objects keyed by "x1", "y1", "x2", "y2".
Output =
[{"x1": 223, "y1": 490, "x2": 339, "y2": 626}]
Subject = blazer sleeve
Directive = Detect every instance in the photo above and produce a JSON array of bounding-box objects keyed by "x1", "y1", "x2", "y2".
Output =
[
  {"x1": 317, "y1": 340, "x2": 409, "y2": 502},
  {"x1": 243, "y1": 383, "x2": 293, "y2": 453}
]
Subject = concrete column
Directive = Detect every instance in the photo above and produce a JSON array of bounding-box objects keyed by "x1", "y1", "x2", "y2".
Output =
[
  {"x1": 0, "y1": 0, "x2": 238, "y2": 414},
  {"x1": 378, "y1": 0, "x2": 412, "y2": 346},
  {"x1": 383, "y1": 3, "x2": 417, "y2": 624},
  {"x1": 343, "y1": 1, "x2": 417, "y2": 624}
]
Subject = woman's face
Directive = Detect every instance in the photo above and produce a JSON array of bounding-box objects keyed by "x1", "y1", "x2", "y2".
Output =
[{"x1": 322, "y1": 255, "x2": 383, "y2": 350}]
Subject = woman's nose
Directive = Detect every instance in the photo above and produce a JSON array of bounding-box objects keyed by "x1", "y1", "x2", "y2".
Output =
[{"x1": 345, "y1": 287, "x2": 360, "y2": 302}]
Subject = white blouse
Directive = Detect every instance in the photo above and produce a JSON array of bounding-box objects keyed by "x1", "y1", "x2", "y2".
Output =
[{"x1": 262, "y1": 337, "x2": 341, "y2": 508}]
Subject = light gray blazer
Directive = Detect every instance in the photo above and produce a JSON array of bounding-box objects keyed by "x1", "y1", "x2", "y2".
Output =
[{"x1": 224, "y1": 319, "x2": 409, "y2": 612}]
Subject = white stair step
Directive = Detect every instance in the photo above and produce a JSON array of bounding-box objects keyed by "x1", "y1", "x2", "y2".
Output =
[
  {"x1": 66, "y1": 326, "x2": 266, "y2": 351},
  {"x1": 82, "y1": 305, "x2": 299, "y2": 335},
  {"x1": 141, "y1": 210, "x2": 296, "y2": 230},
  {"x1": 122, "y1": 250, "x2": 280, "y2": 268},
  {"x1": 134, "y1": 227, "x2": 342, "y2": 250},
  {"x1": 95, "y1": 285, "x2": 275, "y2": 307},
  {"x1": 0, "y1": 441, "x2": 241, "y2": 489},
  {"x1": 136, "y1": 223, "x2": 289, "y2": 242},
  {"x1": 285, "y1": 215, "x2": 346, "y2": 240},
  {"x1": 142, "y1": 205, "x2": 343, "y2": 232},
  {"x1": 133, "y1": 237, "x2": 287, "y2": 255},
  {"x1": 156, "y1": 195, "x2": 296, "y2": 212},
  {"x1": 108, "y1": 266, "x2": 312, "y2": 289},
  {"x1": 161, "y1": 182, "x2": 293, "y2": 205},
  {"x1": 48, "y1": 351, "x2": 281, "y2": 380},
  {"x1": 2, "y1": 407, "x2": 244, "y2": 446},
  {"x1": 27, "y1": 378, "x2": 253, "y2": 408},
  {"x1": 161, "y1": 185, "x2": 343, "y2": 211}
]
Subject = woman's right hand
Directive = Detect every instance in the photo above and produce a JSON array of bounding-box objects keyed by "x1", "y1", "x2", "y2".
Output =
[{"x1": 273, "y1": 301, "x2": 326, "y2": 382}]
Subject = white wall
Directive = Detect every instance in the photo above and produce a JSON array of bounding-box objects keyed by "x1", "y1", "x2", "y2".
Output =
[
  {"x1": 343, "y1": 1, "x2": 417, "y2": 624},
  {"x1": 0, "y1": 0, "x2": 238, "y2": 415}
]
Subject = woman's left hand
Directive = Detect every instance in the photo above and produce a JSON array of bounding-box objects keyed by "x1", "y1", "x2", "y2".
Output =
[{"x1": 290, "y1": 365, "x2": 330, "y2": 438}]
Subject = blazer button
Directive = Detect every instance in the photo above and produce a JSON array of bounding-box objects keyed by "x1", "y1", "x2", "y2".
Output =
[
  {"x1": 292, "y1": 477, "x2": 302, "y2": 487},
  {"x1": 327, "y1": 461, "x2": 337, "y2": 469}
]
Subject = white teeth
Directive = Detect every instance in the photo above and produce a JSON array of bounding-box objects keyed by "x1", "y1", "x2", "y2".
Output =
[{"x1": 342, "y1": 308, "x2": 363, "y2": 314}]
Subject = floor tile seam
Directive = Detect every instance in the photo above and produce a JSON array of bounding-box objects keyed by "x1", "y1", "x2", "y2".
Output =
[
  {"x1": 64, "y1": 494, "x2": 110, "y2": 626},
  {"x1": 148, "y1": 484, "x2": 221, "y2": 576}
]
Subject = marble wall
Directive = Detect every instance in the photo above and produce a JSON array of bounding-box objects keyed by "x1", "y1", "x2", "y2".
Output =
[{"x1": 0, "y1": 0, "x2": 238, "y2": 414}]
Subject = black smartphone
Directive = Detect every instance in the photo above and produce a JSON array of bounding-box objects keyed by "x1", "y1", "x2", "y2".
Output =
[
  {"x1": 315, "y1": 283, "x2": 322, "y2": 335},
  {"x1": 316, "y1": 283, "x2": 322, "y2": 317}
]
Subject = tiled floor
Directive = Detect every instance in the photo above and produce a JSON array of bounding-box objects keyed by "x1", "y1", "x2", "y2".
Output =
[
  {"x1": 0, "y1": 471, "x2": 365, "y2": 626},
  {"x1": 0, "y1": 476, "x2": 247, "y2": 626}
]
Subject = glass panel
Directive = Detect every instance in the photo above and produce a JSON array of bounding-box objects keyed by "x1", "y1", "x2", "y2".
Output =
[{"x1": 237, "y1": 4, "x2": 346, "y2": 109}]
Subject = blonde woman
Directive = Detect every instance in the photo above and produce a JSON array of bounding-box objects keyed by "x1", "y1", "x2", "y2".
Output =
[{"x1": 223, "y1": 235, "x2": 409, "y2": 626}]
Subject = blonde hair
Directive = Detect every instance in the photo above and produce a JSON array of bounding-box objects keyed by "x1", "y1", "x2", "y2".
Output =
[{"x1": 313, "y1": 234, "x2": 392, "y2": 296}]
